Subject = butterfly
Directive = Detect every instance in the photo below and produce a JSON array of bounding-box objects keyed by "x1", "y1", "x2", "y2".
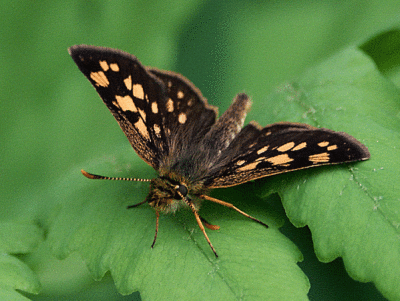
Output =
[{"x1": 69, "y1": 45, "x2": 370, "y2": 257}]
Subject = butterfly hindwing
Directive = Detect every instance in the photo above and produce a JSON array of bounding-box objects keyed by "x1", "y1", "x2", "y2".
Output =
[
  {"x1": 148, "y1": 68, "x2": 218, "y2": 161},
  {"x1": 199, "y1": 93, "x2": 252, "y2": 159},
  {"x1": 206, "y1": 122, "x2": 370, "y2": 188}
]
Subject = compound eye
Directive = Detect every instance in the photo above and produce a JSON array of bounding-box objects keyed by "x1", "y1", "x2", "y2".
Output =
[{"x1": 175, "y1": 184, "x2": 188, "y2": 198}]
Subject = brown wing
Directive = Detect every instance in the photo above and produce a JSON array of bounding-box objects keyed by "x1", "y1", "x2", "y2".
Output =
[{"x1": 204, "y1": 122, "x2": 370, "y2": 188}]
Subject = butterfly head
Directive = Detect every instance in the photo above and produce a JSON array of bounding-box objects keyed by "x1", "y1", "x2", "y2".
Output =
[{"x1": 146, "y1": 176, "x2": 191, "y2": 213}]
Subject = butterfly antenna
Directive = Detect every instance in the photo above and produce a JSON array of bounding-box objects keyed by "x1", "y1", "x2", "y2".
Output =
[
  {"x1": 81, "y1": 169, "x2": 152, "y2": 182},
  {"x1": 81, "y1": 170, "x2": 151, "y2": 210}
]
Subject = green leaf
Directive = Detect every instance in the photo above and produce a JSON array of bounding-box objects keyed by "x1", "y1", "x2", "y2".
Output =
[
  {"x1": 0, "y1": 222, "x2": 44, "y2": 254},
  {"x1": 48, "y1": 150, "x2": 309, "y2": 300},
  {"x1": 0, "y1": 222, "x2": 43, "y2": 300},
  {"x1": 258, "y1": 29, "x2": 400, "y2": 301}
]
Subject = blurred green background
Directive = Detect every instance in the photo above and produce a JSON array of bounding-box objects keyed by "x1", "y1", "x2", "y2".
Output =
[{"x1": 1, "y1": 0, "x2": 399, "y2": 300}]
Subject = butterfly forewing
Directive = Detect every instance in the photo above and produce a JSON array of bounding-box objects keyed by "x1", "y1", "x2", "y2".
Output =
[
  {"x1": 69, "y1": 45, "x2": 220, "y2": 170},
  {"x1": 206, "y1": 124, "x2": 370, "y2": 188},
  {"x1": 69, "y1": 45, "x2": 173, "y2": 168}
]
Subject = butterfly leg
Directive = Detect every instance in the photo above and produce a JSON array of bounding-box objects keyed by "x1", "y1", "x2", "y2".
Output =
[
  {"x1": 151, "y1": 210, "x2": 160, "y2": 248},
  {"x1": 199, "y1": 194, "x2": 269, "y2": 228},
  {"x1": 200, "y1": 216, "x2": 220, "y2": 230},
  {"x1": 184, "y1": 200, "x2": 218, "y2": 258},
  {"x1": 125, "y1": 199, "x2": 159, "y2": 248},
  {"x1": 126, "y1": 199, "x2": 147, "y2": 209}
]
